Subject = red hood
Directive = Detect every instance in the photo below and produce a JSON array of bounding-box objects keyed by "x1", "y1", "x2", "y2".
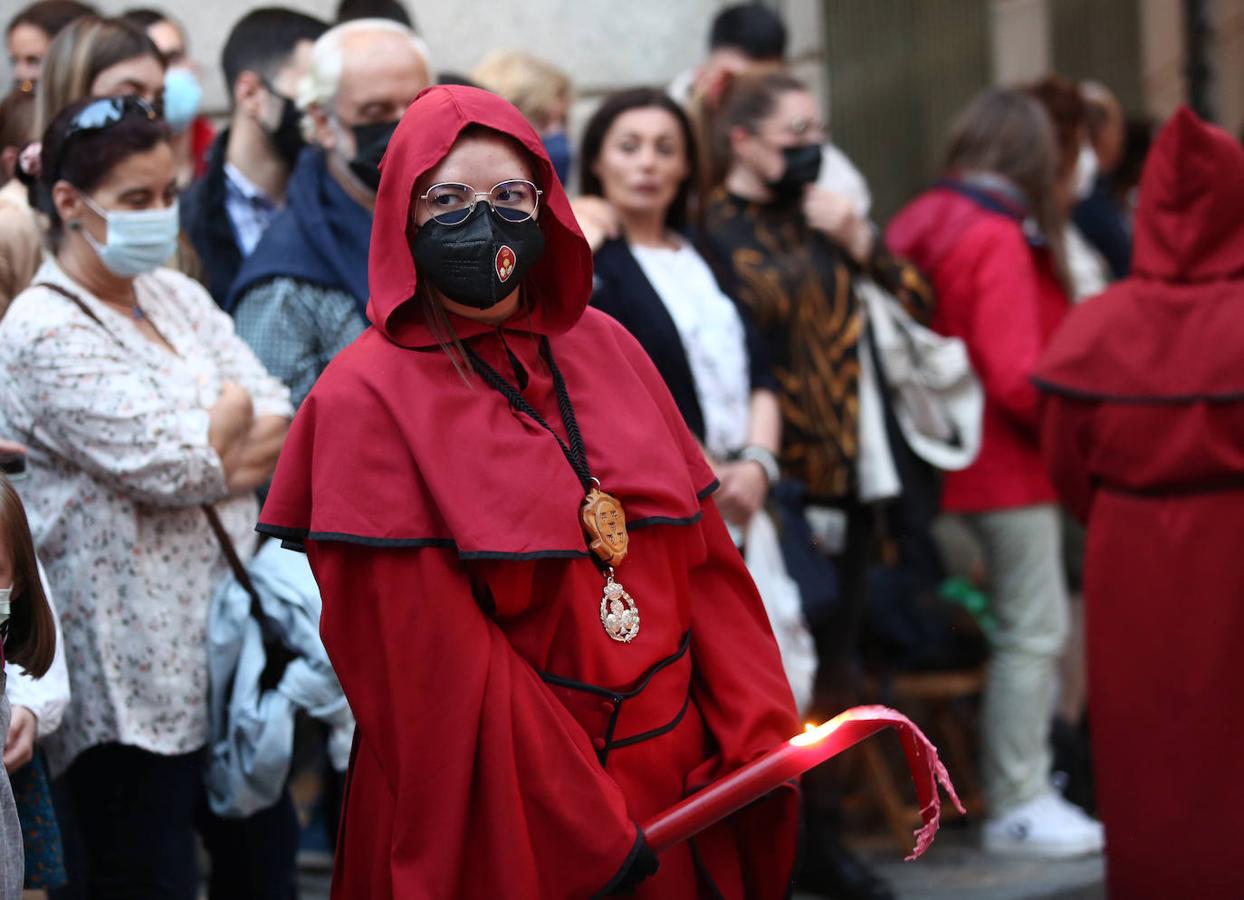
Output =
[
  {"x1": 1132, "y1": 106, "x2": 1244, "y2": 283},
  {"x1": 1035, "y1": 108, "x2": 1244, "y2": 403},
  {"x1": 367, "y1": 85, "x2": 592, "y2": 346}
]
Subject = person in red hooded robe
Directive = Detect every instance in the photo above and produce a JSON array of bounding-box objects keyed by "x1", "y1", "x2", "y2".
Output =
[
  {"x1": 1033, "y1": 107, "x2": 1244, "y2": 899},
  {"x1": 256, "y1": 84, "x2": 800, "y2": 898}
]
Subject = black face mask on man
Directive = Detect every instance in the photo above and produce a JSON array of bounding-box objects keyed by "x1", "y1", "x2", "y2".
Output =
[
  {"x1": 265, "y1": 85, "x2": 306, "y2": 169},
  {"x1": 346, "y1": 120, "x2": 400, "y2": 192},
  {"x1": 769, "y1": 143, "x2": 823, "y2": 202},
  {"x1": 409, "y1": 203, "x2": 546, "y2": 310}
]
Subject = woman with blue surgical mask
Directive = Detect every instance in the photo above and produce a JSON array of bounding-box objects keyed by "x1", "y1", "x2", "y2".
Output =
[
  {"x1": 2, "y1": 94, "x2": 293, "y2": 896},
  {"x1": 123, "y1": 8, "x2": 216, "y2": 187}
]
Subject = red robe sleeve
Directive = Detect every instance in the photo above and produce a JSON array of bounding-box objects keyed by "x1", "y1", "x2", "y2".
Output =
[
  {"x1": 681, "y1": 499, "x2": 801, "y2": 899},
  {"x1": 307, "y1": 540, "x2": 644, "y2": 899},
  {"x1": 1039, "y1": 392, "x2": 1099, "y2": 522}
]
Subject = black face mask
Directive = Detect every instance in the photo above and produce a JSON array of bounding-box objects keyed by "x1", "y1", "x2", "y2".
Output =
[
  {"x1": 769, "y1": 143, "x2": 823, "y2": 202},
  {"x1": 266, "y1": 87, "x2": 306, "y2": 169},
  {"x1": 347, "y1": 120, "x2": 399, "y2": 192},
  {"x1": 409, "y1": 203, "x2": 546, "y2": 310}
]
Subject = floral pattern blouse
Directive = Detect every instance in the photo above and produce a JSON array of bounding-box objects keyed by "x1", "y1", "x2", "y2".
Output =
[{"x1": 0, "y1": 259, "x2": 292, "y2": 775}]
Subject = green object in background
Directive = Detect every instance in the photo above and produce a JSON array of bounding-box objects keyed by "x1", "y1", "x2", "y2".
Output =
[{"x1": 938, "y1": 577, "x2": 995, "y2": 636}]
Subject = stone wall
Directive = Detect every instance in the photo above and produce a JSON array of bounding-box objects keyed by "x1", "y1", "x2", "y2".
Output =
[{"x1": 4, "y1": 0, "x2": 812, "y2": 115}]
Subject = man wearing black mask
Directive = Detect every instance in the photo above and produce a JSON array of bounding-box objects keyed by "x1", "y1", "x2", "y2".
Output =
[
  {"x1": 180, "y1": 8, "x2": 327, "y2": 305},
  {"x1": 228, "y1": 18, "x2": 430, "y2": 408}
]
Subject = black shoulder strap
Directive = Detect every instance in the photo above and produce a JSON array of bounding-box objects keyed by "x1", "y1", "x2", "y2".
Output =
[{"x1": 33, "y1": 281, "x2": 106, "y2": 329}]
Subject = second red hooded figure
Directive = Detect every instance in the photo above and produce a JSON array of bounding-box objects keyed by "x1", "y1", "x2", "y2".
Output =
[{"x1": 258, "y1": 85, "x2": 799, "y2": 898}]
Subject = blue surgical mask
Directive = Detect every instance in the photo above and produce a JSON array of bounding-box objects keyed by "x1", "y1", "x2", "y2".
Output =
[
  {"x1": 542, "y1": 131, "x2": 572, "y2": 185},
  {"x1": 162, "y1": 67, "x2": 203, "y2": 134},
  {"x1": 79, "y1": 194, "x2": 181, "y2": 277}
]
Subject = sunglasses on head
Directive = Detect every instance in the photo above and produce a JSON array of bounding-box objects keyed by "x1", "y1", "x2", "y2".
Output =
[
  {"x1": 64, "y1": 95, "x2": 158, "y2": 142},
  {"x1": 52, "y1": 95, "x2": 160, "y2": 181}
]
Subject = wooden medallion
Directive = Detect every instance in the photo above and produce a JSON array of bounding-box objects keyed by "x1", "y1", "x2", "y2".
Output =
[{"x1": 581, "y1": 487, "x2": 629, "y2": 567}]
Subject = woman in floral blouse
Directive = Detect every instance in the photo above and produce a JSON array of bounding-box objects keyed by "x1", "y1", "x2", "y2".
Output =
[{"x1": 0, "y1": 96, "x2": 292, "y2": 897}]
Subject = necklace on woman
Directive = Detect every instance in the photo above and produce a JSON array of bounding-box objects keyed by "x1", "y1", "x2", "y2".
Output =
[
  {"x1": 463, "y1": 336, "x2": 641, "y2": 643},
  {"x1": 99, "y1": 294, "x2": 146, "y2": 321}
]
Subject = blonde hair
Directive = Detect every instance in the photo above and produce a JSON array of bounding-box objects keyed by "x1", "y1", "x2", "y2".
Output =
[
  {"x1": 35, "y1": 15, "x2": 162, "y2": 134},
  {"x1": 470, "y1": 51, "x2": 571, "y2": 131}
]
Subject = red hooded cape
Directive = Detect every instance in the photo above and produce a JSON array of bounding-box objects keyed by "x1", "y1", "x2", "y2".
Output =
[
  {"x1": 259, "y1": 85, "x2": 799, "y2": 898},
  {"x1": 1034, "y1": 108, "x2": 1244, "y2": 899}
]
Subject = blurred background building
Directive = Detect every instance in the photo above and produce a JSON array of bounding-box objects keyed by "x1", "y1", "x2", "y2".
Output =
[{"x1": 4, "y1": 0, "x2": 1238, "y2": 221}]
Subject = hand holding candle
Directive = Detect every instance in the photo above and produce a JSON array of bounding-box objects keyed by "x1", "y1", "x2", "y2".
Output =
[{"x1": 642, "y1": 705, "x2": 964, "y2": 861}]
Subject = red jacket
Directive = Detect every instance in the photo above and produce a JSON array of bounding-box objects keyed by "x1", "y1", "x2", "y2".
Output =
[
  {"x1": 1033, "y1": 107, "x2": 1244, "y2": 900},
  {"x1": 887, "y1": 182, "x2": 1071, "y2": 512}
]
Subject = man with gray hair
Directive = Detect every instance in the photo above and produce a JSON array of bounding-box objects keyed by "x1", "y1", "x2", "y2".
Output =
[{"x1": 227, "y1": 17, "x2": 430, "y2": 408}]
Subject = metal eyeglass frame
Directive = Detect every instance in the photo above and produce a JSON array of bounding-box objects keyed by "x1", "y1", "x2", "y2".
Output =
[{"x1": 418, "y1": 179, "x2": 543, "y2": 226}]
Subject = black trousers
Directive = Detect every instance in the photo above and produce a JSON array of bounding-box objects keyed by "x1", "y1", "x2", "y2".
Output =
[{"x1": 51, "y1": 743, "x2": 299, "y2": 900}]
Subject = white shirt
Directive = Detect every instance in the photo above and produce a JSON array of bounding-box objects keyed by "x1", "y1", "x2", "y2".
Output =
[
  {"x1": 1065, "y1": 222, "x2": 1111, "y2": 303},
  {"x1": 631, "y1": 243, "x2": 750, "y2": 459},
  {"x1": 0, "y1": 260, "x2": 292, "y2": 774},
  {"x1": 223, "y1": 162, "x2": 281, "y2": 257}
]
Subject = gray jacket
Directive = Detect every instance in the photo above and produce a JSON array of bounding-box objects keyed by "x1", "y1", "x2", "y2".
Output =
[
  {"x1": 0, "y1": 685, "x2": 22, "y2": 898},
  {"x1": 206, "y1": 540, "x2": 353, "y2": 818}
]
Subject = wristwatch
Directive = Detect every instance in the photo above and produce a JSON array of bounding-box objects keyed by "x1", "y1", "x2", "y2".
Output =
[{"x1": 738, "y1": 445, "x2": 781, "y2": 485}]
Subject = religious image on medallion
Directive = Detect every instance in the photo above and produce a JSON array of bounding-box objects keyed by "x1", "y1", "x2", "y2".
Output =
[{"x1": 582, "y1": 487, "x2": 629, "y2": 567}]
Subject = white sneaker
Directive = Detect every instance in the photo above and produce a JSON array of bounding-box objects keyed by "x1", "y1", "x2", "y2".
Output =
[{"x1": 982, "y1": 791, "x2": 1105, "y2": 858}]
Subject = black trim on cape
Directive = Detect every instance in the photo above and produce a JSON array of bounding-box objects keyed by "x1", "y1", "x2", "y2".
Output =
[
  {"x1": 609, "y1": 691, "x2": 692, "y2": 750},
  {"x1": 1032, "y1": 375, "x2": 1244, "y2": 405},
  {"x1": 592, "y1": 829, "x2": 652, "y2": 899},
  {"x1": 258, "y1": 481, "x2": 721, "y2": 555},
  {"x1": 539, "y1": 631, "x2": 693, "y2": 766},
  {"x1": 629, "y1": 512, "x2": 704, "y2": 530},
  {"x1": 538, "y1": 631, "x2": 691, "y2": 699}
]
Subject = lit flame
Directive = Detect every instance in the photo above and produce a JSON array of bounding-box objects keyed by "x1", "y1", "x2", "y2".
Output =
[
  {"x1": 790, "y1": 720, "x2": 834, "y2": 747},
  {"x1": 787, "y1": 710, "x2": 862, "y2": 747}
]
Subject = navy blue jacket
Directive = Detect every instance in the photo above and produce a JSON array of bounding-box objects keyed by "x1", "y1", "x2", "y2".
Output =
[
  {"x1": 180, "y1": 130, "x2": 241, "y2": 306},
  {"x1": 227, "y1": 147, "x2": 371, "y2": 316},
  {"x1": 1072, "y1": 175, "x2": 1132, "y2": 279}
]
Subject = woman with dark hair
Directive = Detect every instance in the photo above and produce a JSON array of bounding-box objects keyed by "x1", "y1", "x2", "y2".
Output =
[
  {"x1": 0, "y1": 476, "x2": 58, "y2": 897},
  {"x1": 258, "y1": 84, "x2": 800, "y2": 898},
  {"x1": 0, "y1": 96, "x2": 292, "y2": 896},
  {"x1": 3, "y1": 16, "x2": 169, "y2": 307},
  {"x1": 887, "y1": 88, "x2": 1102, "y2": 858},
  {"x1": 579, "y1": 90, "x2": 779, "y2": 540},
  {"x1": 575, "y1": 89, "x2": 813, "y2": 712},
  {"x1": 0, "y1": 479, "x2": 57, "y2": 687},
  {"x1": 1026, "y1": 75, "x2": 1110, "y2": 302},
  {"x1": 4, "y1": 0, "x2": 97, "y2": 91}
]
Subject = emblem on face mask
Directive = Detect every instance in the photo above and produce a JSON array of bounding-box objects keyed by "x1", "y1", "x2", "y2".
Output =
[{"x1": 495, "y1": 245, "x2": 517, "y2": 283}]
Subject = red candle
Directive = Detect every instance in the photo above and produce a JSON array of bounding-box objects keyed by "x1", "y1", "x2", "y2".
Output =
[{"x1": 642, "y1": 705, "x2": 964, "y2": 860}]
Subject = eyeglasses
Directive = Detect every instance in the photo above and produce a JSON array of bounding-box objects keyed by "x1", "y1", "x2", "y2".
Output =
[
  {"x1": 418, "y1": 180, "x2": 543, "y2": 226},
  {"x1": 64, "y1": 95, "x2": 158, "y2": 143}
]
